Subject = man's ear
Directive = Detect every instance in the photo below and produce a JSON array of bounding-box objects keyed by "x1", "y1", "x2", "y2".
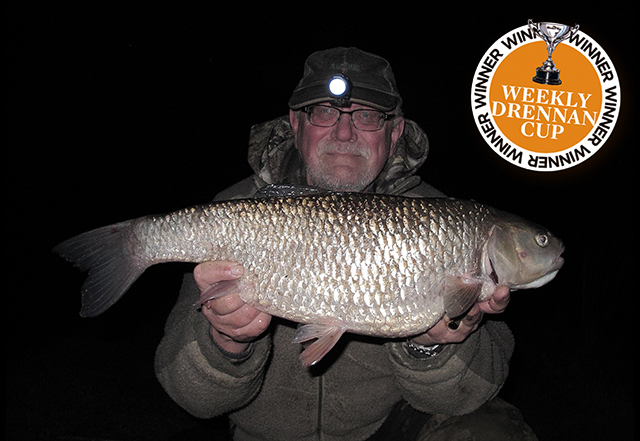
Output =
[
  {"x1": 289, "y1": 109, "x2": 300, "y2": 135},
  {"x1": 389, "y1": 117, "x2": 405, "y2": 157}
]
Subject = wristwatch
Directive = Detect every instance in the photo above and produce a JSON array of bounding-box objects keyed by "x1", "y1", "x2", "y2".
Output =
[{"x1": 405, "y1": 339, "x2": 445, "y2": 358}]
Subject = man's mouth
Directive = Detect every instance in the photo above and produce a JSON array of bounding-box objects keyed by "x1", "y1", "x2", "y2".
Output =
[{"x1": 318, "y1": 143, "x2": 370, "y2": 160}]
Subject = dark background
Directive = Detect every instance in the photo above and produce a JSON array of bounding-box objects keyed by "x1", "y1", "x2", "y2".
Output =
[{"x1": 7, "y1": 2, "x2": 634, "y2": 440}]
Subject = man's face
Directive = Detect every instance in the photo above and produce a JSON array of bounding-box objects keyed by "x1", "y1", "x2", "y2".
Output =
[{"x1": 289, "y1": 103, "x2": 405, "y2": 192}]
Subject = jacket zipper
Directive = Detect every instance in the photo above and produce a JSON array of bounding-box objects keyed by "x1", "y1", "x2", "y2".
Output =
[
  {"x1": 316, "y1": 375, "x2": 324, "y2": 441},
  {"x1": 388, "y1": 175, "x2": 421, "y2": 196}
]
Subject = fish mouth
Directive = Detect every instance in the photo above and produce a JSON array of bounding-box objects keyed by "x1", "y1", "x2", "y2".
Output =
[{"x1": 552, "y1": 245, "x2": 566, "y2": 271}]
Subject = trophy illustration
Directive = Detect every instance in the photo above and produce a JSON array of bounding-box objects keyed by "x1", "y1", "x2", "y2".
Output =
[{"x1": 528, "y1": 19, "x2": 579, "y2": 85}]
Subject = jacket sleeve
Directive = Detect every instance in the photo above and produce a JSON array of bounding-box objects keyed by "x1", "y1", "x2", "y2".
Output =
[
  {"x1": 154, "y1": 274, "x2": 271, "y2": 418},
  {"x1": 386, "y1": 320, "x2": 514, "y2": 415}
]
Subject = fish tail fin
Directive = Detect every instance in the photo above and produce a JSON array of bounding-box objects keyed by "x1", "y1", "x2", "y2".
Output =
[{"x1": 53, "y1": 220, "x2": 148, "y2": 317}]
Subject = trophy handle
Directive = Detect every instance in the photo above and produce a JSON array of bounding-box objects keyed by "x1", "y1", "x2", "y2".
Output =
[{"x1": 569, "y1": 24, "x2": 580, "y2": 37}]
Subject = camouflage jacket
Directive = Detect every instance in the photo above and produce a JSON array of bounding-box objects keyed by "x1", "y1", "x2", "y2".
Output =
[{"x1": 155, "y1": 117, "x2": 514, "y2": 441}]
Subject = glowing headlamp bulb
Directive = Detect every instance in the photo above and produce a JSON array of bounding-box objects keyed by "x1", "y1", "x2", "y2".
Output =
[{"x1": 328, "y1": 75, "x2": 349, "y2": 97}]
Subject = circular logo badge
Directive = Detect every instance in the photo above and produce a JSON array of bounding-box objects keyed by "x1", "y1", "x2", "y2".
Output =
[{"x1": 471, "y1": 23, "x2": 620, "y2": 171}]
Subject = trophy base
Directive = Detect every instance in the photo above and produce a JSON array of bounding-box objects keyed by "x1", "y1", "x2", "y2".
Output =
[{"x1": 533, "y1": 67, "x2": 562, "y2": 85}]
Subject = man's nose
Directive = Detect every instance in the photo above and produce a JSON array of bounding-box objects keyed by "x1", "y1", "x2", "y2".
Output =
[{"x1": 332, "y1": 114, "x2": 357, "y2": 142}]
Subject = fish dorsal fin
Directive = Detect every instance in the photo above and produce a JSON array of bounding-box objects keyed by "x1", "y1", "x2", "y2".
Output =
[
  {"x1": 292, "y1": 324, "x2": 346, "y2": 367},
  {"x1": 443, "y1": 275, "x2": 484, "y2": 318},
  {"x1": 254, "y1": 184, "x2": 330, "y2": 199}
]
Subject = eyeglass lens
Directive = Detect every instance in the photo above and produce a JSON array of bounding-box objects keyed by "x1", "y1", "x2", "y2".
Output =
[{"x1": 307, "y1": 106, "x2": 386, "y2": 131}]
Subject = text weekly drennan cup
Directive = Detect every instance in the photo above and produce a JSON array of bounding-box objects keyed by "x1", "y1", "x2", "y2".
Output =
[{"x1": 471, "y1": 21, "x2": 620, "y2": 171}]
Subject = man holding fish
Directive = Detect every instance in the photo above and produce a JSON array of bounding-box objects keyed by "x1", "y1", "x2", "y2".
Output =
[{"x1": 152, "y1": 48, "x2": 542, "y2": 440}]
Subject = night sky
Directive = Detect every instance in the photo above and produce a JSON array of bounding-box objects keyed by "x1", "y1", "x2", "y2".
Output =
[{"x1": 7, "y1": 3, "x2": 634, "y2": 440}]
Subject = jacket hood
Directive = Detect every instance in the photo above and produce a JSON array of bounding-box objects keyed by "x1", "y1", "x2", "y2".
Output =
[{"x1": 246, "y1": 116, "x2": 430, "y2": 195}]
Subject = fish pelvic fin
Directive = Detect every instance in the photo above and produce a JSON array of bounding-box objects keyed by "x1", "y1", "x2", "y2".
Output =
[
  {"x1": 443, "y1": 275, "x2": 485, "y2": 318},
  {"x1": 293, "y1": 324, "x2": 346, "y2": 367},
  {"x1": 53, "y1": 220, "x2": 147, "y2": 317},
  {"x1": 196, "y1": 279, "x2": 242, "y2": 306}
]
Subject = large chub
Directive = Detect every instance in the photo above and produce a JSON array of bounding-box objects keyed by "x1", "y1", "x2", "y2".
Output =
[{"x1": 53, "y1": 189, "x2": 565, "y2": 367}]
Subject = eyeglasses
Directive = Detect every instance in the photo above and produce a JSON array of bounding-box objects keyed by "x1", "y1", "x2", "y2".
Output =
[{"x1": 303, "y1": 105, "x2": 395, "y2": 132}]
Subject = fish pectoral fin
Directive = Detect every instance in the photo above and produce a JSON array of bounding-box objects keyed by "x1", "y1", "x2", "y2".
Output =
[
  {"x1": 196, "y1": 279, "x2": 241, "y2": 306},
  {"x1": 443, "y1": 275, "x2": 484, "y2": 318},
  {"x1": 293, "y1": 324, "x2": 345, "y2": 367}
]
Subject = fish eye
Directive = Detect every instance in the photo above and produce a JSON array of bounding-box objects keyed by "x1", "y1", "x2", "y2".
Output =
[{"x1": 535, "y1": 233, "x2": 549, "y2": 247}]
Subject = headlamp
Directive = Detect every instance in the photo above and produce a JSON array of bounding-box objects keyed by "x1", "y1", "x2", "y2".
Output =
[{"x1": 327, "y1": 74, "x2": 351, "y2": 106}]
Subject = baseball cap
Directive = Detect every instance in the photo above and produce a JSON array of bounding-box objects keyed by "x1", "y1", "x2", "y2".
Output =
[{"x1": 288, "y1": 47, "x2": 402, "y2": 112}]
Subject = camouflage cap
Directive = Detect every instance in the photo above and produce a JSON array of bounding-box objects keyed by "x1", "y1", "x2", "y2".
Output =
[{"x1": 288, "y1": 47, "x2": 402, "y2": 112}]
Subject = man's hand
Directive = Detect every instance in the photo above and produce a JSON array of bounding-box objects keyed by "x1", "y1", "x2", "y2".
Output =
[
  {"x1": 410, "y1": 285, "x2": 511, "y2": 346},
  {"x1": 194, "y1": 261, "x2": 271, "y2": 354},
  {"x1": 477, "y1": 285, "x2": 510, "y2": 314}
]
